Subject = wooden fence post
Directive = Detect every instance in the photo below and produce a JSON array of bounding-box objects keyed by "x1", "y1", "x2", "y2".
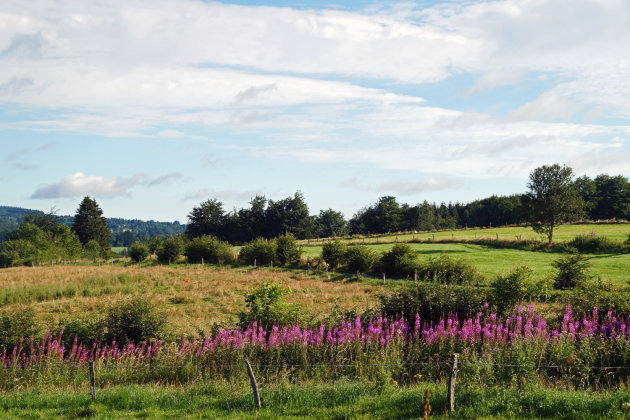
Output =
[
  {"x1": 423, "y1": 389, "x2": 431, "y2": 420},
  {"x1": 382, "y1": 273, "x2": 386, "y2": 284},
  {"x1": 254, "y1": 258, "x2": 256, "y2": 268},
  {"x1": 244, "y1": 359, "x2": 261, "y2": 409},
  {"x1": 88, "y1": 361, "x2": 96, "y2": 400},
  {"x1": 447, "y1": 353, "x2": 459, "y2": 412}
]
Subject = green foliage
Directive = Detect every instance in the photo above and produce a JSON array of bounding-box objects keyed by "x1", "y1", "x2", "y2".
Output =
[
  {"x1": 321, "y1": 240, "x2": 347, "y2": 269},
  {"x1": 570, "y1": 278, "x2": 630, "y2": 318},
  {"x1": 524, "y1": 164, "x2": 584, "y2": 243},
  {"x1": 101, "y1": 298, "x2": 166, "y2": 346},
  {"x1": 491, "y1": 266, "x2": 534, "y2": 314},
  {"x1": 345, "y1": 245, "x2": 378, "y2": 273},
  {"x1": 83, "y1": 240, "x2": 102, "y2": 261},
  {"x1": 378, "y1": 283, "x2": 485, "y2": 323},
  {"x1": 567, "y1": 233, "x2": 625, "y2": 253},
  {"x1": 417, "y1": 254, "x2": 478, "y2": 285},
  {"x1": 378, "y1": 243, "x2": 419, "y2": 279},
  {"x1": 0, "y1": 309, "x2": 39, "y2": 351},
  {"x1": 314, "y1": 209, "x2": 348, "y2": 237},
  {"x1": 552, "y1": 248, "x2": 591, "y2": 289},
  {"x1": 184, "y1": 235, "x2": 233, "y2": 264},
  {"x1": 238, "y1": 281, "x2": 302, "y2": 330},
  {"x1": 238, "y1": 238, "x2": 277, "y2": 265},
  {"x1": 156, "y1": 236, "x2": 184, "y2": 263},
  {"x1": 128, "y1": 241, "x2": 150, "y2": 263},
  {"x1": 71, "y1": 196, "x2": 110, "y2": 250},
  {"x1": 148, "y1": 237, "x2": 162, "y2": 254},
  {"x1": 275, "y1": 233, "x2": 302, "y2": 266}
]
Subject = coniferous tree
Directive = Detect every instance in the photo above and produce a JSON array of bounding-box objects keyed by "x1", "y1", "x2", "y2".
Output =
[{"x1": 72, "y1": 196, "x2": 110, "y2": 250}]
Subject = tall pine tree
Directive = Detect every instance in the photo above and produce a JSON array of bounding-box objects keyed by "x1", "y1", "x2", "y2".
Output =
[{"x1": 72, "y1": 196, "x2": 111, "y2": 250}]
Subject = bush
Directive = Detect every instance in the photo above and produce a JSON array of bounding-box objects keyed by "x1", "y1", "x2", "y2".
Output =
[
  {"x1": 345, "y1": 245, "x2": 379, "y2": 273},
  {"x1": 491, "y1": 266, "x2": 534, "y2": 314},
  {"x1": 275, "y1": 233, "x2": 302, "y2": 266},
  {"x1": 567, "y1": 233, "x2": 624, "y2": 253},
  {"x1": 378, "y1": 283, "x2": 486, "y2": 323},
  {"x1": 0, "y1": 309, "x2": 39, "y2": 351},
  {"x1": 417, "y1": 254, "x2": 478, "y2": 285},
  {"x1": 56, "y1": 317, "x2": 102, "y2": 348},
  {"x1": 552, "y1": 248, "x2": 591, "y2": 289},
  {"x1": 238, "y1": 281, "x2": 303, "y2": 331},
  {"x1": 128, "y1": 241, "x2": 150, "y2": 263},
  {"x1": 156, "y1": 236, "x2": 184, "y2": 263},
  {"x1": 571, "y1": 277, "x2": 630, "y2": 318},
  {"x1": 239, "y1": 238, "x2": 277, "y2": 265},
  {"x1": 378, "y1": 243, "x2": 419, "y2": 279},
  {"x1": 185, "y1": 235, "x2": 234, "y2": 264},
  {"x1": 83, "y1": 240, "x2": 102, "y2": 261},
  {"x1": 321, "y1": 240, "x2": 347, "y2": 270},
  {"x1": 101, "y1": 298, "x2": 166, "y2": 346}
]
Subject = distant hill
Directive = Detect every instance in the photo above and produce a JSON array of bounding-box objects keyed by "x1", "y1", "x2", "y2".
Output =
[{"x1": 0, "y1": 206, "x2": 185, "y2": 246}]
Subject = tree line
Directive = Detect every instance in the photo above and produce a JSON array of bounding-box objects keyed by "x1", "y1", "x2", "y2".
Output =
[{"x1": 185, "y1": 169, "x2": 629, "y2": 243}]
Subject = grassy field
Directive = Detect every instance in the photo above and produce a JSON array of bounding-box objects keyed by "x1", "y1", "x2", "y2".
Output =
[
  {"x1": 302, "y1": 242, "x2": 630, "y2": 285},
  {"x1": 301, "y1": 223, "x2": 630, "y2": 245},
  {"x1": 1, "y1": 381, "x2": 629, "y2": 419},
  {"x1": 0, "y1": 265, "x2": 379, "y2": 331}
]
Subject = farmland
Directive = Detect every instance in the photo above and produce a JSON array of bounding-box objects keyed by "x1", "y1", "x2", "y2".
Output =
[{"x1": 1, "y1": 223, "x2": 630, "y2": 418}]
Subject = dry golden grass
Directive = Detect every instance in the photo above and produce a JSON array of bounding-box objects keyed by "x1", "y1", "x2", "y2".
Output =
[{"x1": 0, "y1": 265, "x2": 379, "y2": 332}]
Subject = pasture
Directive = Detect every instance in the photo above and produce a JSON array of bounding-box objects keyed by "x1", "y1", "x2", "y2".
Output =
[{"x1": 302, "y1": 223, "x2": 630, "y2": 245}]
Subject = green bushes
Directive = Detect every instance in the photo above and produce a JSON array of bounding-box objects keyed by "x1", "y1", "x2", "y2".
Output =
[
  {"x1": 570, "y1": 278, "x2": 630, "y2": 318},
  {"x1": 552, "y1": 248, "x2": 591, "y2": 289},
  {"x1": 128, "y1": 241, "x2": 150, "y2": 263},
  {"x1": 238, "y1": 281, "x2": 303, "y2": 330},
  {"x1": 184, "y1": 235, "x2": 233, "y2": 264},
  {"x1": 101, "y1": 298, "x2": 166, "y2": 345},
  {"x1": 378, "y1": 282, "x2": 486, "y2": 323},
  {"x1": 239, "y1": 238, "x2": 277, "y2": 265},
  {"x1": 491, "y1": 266, "x2": 534, "y2": 314},
  {"x1": 157, "y1": 236, "x2": 184, "y2": 263},
  {"x1": 321, "y1": 240, "x2": 347, "y2": 269},
  {"x1": 567, "y1": 233, "x2": 625, "y2": 253},
  {"x1": 417, "y1": 254, "x2": 478, "y2": 285},
  {"x1": 275, "y1": 233, "x2": 303, "y2": 266},
  {"x1": 378, "y1": 243, "x2": 418, "y2": 279},
  {"x1": 345, "y1": 245, "x2": 378, "y2": 273},
  {"x1": 0, "y1": 309, "x2": 39, "y2": 351}
]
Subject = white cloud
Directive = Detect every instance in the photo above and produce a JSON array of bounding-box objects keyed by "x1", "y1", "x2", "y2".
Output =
[
  {"x1": 182, "y1": 188, "x2": 263, "y2": 202},
  {"x1": 341, "y1": 177, "x2": 464, "y2": 195},
  {"x1": 508, "y1": 91, "x2": 584, "y2": 122},
  {"x1": 30, "y1": 171, "x2": 183, "y2": 198}
]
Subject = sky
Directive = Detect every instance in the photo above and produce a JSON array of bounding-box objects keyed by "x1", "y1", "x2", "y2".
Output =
[{"x1": 1, "y1": 0, "x2": 629, "y2": 223}]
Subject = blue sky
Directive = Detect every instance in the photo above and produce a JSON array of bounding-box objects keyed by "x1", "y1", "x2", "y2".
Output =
[{"x1": 1, "y1": 0, "x2": 629, "y2": 223}]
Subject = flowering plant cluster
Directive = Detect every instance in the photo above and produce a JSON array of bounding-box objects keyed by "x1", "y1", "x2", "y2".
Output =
[{"x1": 2, "y1": 305, "x2": 629, "y2": 390}]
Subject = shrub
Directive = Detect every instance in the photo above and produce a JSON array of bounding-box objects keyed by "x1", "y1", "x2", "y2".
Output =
[
  {"x1": 378, "y1": 283, "x2": 486, "y2": 323},
  {"x1": 101, "y1": 298, "x2": 166, "y2": 346},
  {"x1": 378, "y1": 243, "x2": 419, "y2": 279},
  {"x1": 83, "y1": 240, "x2": 102, "y2": 261},
  {"x1": 56, "y1": 317, "x2": 102, "y2": 348},
  {"x1": 0, "y1": 309, "x2": 39, "y2": 351},
  {"x1": 345, "y1": 245, "x2": 379, "y2": 273},
  {"x1": 238, "y1": 281, "x2": 303, "y2": 331},
  {"x1": 567, "y1": 233, "x2": 624, "y2": 253},
  {"x1": 148, "y1": 237, "x2": 162, "y2": 254},
  {"x1": 570, "y1": 278, "x2": 630, "y2": 318},
  {"x1": 128, "y1": 241, "x2": 150, "y2": 263},
  {"x1": 321, "y1": 240, "x2": 347, "y2": 270},
  {"x1": 552, "y1": 248, "x2": 591, "y2": 290},
  {"x1": 417, "y1": 254, "x2": 478, "y2": 285},
  {"x1": 185, "y1": 235, "x2": 234, "y2": 264},
  {"x1": 156, "y1": 236, "x2": 184, "y2": 263},
  {"x1": 239, "y1": 238, "x2": 277, "y2": 265},
  {"x1": 275, "y1": 233, "x2": 302, "y2": 266},
  {"x1": 491, "y1": 266, "x2": 533, "y2": 314}
]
